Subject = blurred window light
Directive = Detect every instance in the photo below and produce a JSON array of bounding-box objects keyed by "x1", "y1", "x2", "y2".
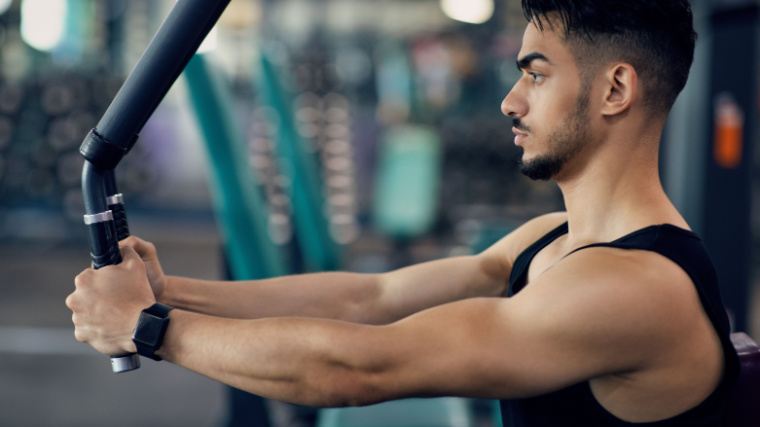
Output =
[
  {"x1": 440, "y1": 0, "x2": 494, "y2": 25},
  {"x1": 0, "y1": 0, "x2": 12, "y2": 15},
  {"x1": 21, "y1": 0, "x2": 68, "y2": 52},
  {"x1": 197, "y1": 27, "x2": 218, "y2": 54}
]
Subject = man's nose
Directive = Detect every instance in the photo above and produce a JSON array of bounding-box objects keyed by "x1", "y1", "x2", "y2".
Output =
[{"x1": 501, "y1": 84, "x2": 526, "y2": 118}]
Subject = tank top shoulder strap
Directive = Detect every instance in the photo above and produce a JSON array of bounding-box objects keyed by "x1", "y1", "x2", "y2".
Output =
[
  {"x1": 566, "y1": 224, "x2": 663, "y2": 256},
  {"x1": 508, "y1": 221, "x2": 569, "y2": 296}
]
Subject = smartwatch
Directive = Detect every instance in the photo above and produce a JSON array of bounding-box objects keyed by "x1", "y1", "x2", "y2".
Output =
[{"x1": 132, "y1": 303, "x2": 174, "y2": 361}]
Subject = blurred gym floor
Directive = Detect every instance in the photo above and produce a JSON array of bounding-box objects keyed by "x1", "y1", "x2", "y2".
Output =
[{"x1": 0, "y1": 219, "x2": 227, "y2": 427}]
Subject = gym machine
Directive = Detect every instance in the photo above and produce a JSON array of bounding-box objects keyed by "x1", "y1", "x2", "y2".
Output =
[{"x1": 79, "y1": 0, "x2": 231, "y2": 373}]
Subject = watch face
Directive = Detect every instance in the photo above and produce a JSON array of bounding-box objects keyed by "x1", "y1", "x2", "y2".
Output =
[{"x1": 133, "y1": 313, "x2": 165, "y2": 345}]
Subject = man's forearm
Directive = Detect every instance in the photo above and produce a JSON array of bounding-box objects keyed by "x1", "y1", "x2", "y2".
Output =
[
  {"x1": 153, "y1": 296, "x2": 524, "y2": 407},
  {"x1": 156, "y1": 309, "x2": 395, "y2": 407},
  {"x1": 159, "y1": 256, "x2": 507, "y2": 325},
  {"x1": 159, "y1": 272, "x2": 381, "y2": 323}
]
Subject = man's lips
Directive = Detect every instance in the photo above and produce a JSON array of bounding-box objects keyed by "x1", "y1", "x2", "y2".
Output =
[{"x1": 512, "y1": 127, "x2": 528, "y2": 145}]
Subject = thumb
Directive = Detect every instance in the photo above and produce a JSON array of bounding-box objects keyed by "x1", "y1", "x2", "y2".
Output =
[
  {"x1": 119, "y1": 245, "x2": 142, "y2": 264},
  {"x1": 120, "y1": 236, "x2": 157, "y2": 261}
]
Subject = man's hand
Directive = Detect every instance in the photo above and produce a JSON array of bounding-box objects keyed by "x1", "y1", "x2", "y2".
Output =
[
  {"x1": 66, "y1": 246, "x2": 156, "y2": 356},
  {"x1": 120, "y1": 236, "x2": 166, "y2": 300}
]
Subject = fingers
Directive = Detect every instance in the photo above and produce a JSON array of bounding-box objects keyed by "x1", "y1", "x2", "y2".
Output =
[
  {"x1": 70, "y1": 310, "x2": 87, "y2": 343},
  {"x1": 67, "y1": 260, "x2": 153, "y2": 354},
  {"x1": 119, "y1": 245, "x2": 140, "y2": 262},
  {"x1": 67, "y1": 269, "x2": 93, "y2": 320},
  {"x1": 72, "y1": 268, "x2": 92, "y2": 295},
  {"x1": 67, "y1": 274, "x2": 88, "y2": 343},
  {"x1": 73, "y1": 328, "x2": 86, "y2": 343},
  {"x1": 119, "y1": 235, "x2": 140, "y2": 248},
  {"x1": 65, "y1": 292, "x2": 76, "y2": 312},
  {"x1": 119, "y1": 235, "x2": 157, "y2": 259},
  {"x1": 118, "y1": 236, "x2": 165, "y2": 299}
]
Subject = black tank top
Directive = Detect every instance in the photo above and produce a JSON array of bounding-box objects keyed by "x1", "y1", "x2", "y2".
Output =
[{"x1": 500, "y1": 222, "x2": 739, "y2": 426}]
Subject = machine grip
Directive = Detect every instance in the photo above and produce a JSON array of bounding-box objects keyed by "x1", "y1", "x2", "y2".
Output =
[
  {"x1": 83, "y1": 208, "x2": 140, "y2": 373},
  {"x1": 107, "y1": 193, "x2": 130, "y2": 241},
  {"x1": 104, "y1": 194, "x2": 139, "y2": 372},
  {"x1": 84, "y1": 211, "x2": 123, "y2": 269}
]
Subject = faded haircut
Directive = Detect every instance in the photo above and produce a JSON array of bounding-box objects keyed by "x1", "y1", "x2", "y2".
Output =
[{"x1": 522, "y1": 0, "x2": 698, "y2": 115}]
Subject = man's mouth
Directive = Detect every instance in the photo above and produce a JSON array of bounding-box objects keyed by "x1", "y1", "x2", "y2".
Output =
[{"x1": 512, "y1": 127, "x2": 528, "y2": 145}]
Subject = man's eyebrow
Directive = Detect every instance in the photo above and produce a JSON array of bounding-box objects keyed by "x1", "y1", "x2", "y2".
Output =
[{"x1": 516, "y1": 52, "x2": 550, "y2": 71}]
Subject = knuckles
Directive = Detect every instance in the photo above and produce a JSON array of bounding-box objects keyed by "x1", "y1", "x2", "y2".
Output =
[
  {"x1": 70, "y1": 310, "x2": 88, "y2": 343},
  {"x1": 120, "y1": 235, "x2": 139, "y2": 248},
  {"x1": 121, "y1": 254, "x2": 145, "y2": 274},
  {"x1": 121, "y1": 235, "x2": 156, "y2": 256},
  {"x1": 74, "y1": 268, "x2": 94, "y2": 289},
  {"x1": 73, "y1": 327, "x2": 87, "y2": 343},
  {"x1": 65, "y1": 293, "x2": 76, "y2": 310}
]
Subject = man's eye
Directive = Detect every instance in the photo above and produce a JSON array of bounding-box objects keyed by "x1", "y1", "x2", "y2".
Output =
[{"x1": 529, "y1": 72, "x2": 544, "y2": 83}]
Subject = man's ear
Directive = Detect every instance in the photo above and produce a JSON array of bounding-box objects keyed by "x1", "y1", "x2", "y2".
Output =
[{"x1": 600, "y1": 63, "x2": 637, "y2": 117}]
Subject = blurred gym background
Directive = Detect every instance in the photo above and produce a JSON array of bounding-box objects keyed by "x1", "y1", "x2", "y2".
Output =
[{"x1": 0, "y1": 0, "x2": 757, "y2": 426}]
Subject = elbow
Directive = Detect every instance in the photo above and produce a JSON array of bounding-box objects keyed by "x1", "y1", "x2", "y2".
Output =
[
  {"x1": 305, "y1": 356, "x2": 396, "y2": 408},
  {"x1": 317, "y1": 374, "x2": 390, "y2": 408},
  {"x1": 340, "y1": 274, "x2": 387, "y2": 325}
]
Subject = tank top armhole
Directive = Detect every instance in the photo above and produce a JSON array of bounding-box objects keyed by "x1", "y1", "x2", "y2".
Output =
[{"x1": 508, "y1": 222, "x2": 569, "y2": 296}]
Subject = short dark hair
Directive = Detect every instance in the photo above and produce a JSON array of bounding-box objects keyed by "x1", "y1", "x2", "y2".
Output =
[{"x1": 522, "y1": 0, "x2": 697, "y2": 114}]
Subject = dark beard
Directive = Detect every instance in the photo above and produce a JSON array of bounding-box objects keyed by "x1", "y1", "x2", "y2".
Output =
[
  {"x1": 519, "y1": 155, "x2": 565, "y2": 181},
  {"x1": 517, "y1": 89, "x2": 590, "y2": 181}
]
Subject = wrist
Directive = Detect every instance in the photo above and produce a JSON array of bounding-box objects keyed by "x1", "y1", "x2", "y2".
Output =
[
  {"x1": 121, "y1": 303, "x2": 148, "y2": 354},
  {"x1": 157, "y1": 275, "x2": 176, "y2": 305}
]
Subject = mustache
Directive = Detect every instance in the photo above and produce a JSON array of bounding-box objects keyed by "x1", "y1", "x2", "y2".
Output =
[{"x1": 513, "y1": 118, "x2": 531, "y2": 133}]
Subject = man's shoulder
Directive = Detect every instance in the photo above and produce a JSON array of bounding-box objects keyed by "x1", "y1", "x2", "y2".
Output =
[
  {"x1": 480, "y1": 212, "x2": 568, "y2": 263},
  {"x1": 518, "y1": 211, "x2": 569, "y2": 240},
  {"x1": 515, "y1": 245, "x2": 700, "y2": 350},
  {"x1": 545, "y1": 244, "x2": 698, "y2": 313}
]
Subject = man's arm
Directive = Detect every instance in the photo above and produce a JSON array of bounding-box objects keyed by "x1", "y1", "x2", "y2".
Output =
[
  {"x1": 130, "y1": 212, "x2": 569, "y2": 324},
  {"x1": 69, "y1": 232, "x2": 695, "y2": 408},
  {"x1": 148, "y1": 245, "x2": 692, "y2": 407},
  {"x1": 159, "y1": 257, "x2": 504, "y2": 325}
]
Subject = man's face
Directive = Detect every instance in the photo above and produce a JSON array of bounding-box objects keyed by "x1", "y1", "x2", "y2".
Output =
[{"x1": 502, "y1": 20, "x2": 592, "y2": 181}]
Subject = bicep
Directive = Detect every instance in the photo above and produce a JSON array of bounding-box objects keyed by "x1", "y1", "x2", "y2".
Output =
[
  {"x1": 366, "y1": 263, "x2": 663, "y2": 400},
  {"x1": 366, "y1": 299, "x2": 599, "y2": 400}
]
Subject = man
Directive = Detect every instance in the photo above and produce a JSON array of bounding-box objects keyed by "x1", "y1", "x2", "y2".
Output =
[{"x1": 67, "y1": 0, "x2": 739, "y2": 425}]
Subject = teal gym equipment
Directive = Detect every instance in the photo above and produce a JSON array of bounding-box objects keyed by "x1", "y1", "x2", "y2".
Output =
[
  {"x1": 255, "y1": 47, "x2": 342, "y2": 273},
  {"x1": 183, "y1": 53, "x2": 288, "y2": 281},
  {"x1": 316, "y1": 398, "x2": 473, "y2": 427},
  {"x1": 373, "y1": 125, "x2": 442, "y2": 239}
]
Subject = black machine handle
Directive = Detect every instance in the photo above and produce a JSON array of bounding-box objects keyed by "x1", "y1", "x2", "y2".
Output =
[
  {"x1": 105, "y1": 171, "x2": 130, "y2": 241},
  {"x1": 80, "y1": 0, "x2": 231, "y2": 373}
]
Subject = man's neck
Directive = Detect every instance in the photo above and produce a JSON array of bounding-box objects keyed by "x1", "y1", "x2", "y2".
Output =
[{"x1": 555, "y1": 136, "x2": 687, "y2": 247}]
